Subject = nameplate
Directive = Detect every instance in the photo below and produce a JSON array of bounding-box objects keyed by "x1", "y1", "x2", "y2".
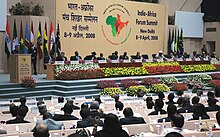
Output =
[
  {"x1": 70, "y1": 61, "x2": 79, "y2": 64},
  {"x1": 111, "y1": 60, "x2": 119, "y2": 63},
  {"x1": 203, "y1": 58, "x2": 209, "y2": 61},
  {"x1": 211, "y1": 58, "x2": 217, "y2": 61},
  {"x1": 84, "y1": 60, "x2": 93, "y2": 64},
  {"x1": 195, "y1": 58, "x2": 201, "y2": 61},
  {"x1": 146, "y1": 59, "x2": 153, "y2": 62},
  {"x1": 177, "y1": 58, "x2": 183, "y2": 61},
  {"x1": 133, "y1": 59, "x2": 142, "y2": 62},
  {"x1": 186, "y1": 58, "x2": 192, "y2": 61},
  {"x1": 98, "y1": 60, "x2": 107, "y2": 63},
  {"x1": 123, "y1": 60, "x2": 130, "y2": 63},
  {"x1": 167, "y1": 59, "x2": 173, "y2": 62},
  {"x1": 55, "y1": 61, "x2": 64, "y2": 64}
]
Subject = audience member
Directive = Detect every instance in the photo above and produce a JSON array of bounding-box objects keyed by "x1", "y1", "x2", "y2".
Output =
[
  {"x1": 166, "y1": 93, "x2": 176, "y2": 105},
  {"x1": 81, "y1": 103, "x2": 89, "y2": 109},
  {"x1": 177, "y1": 97, "x2": 194, "y2": 113},
  {"x1": 12, "y1": 45, "x2": 21, "y2": 54},
  {"x1": 77, "y1": 107, "x2": 103, "y2": 128},
  {"x1": 70, "y1": 51, "x2": 82, "y2": 61},
  {"x1": 191, "y1": 96, "x2": 200, "y2": 110},
  {"x1": 177, "y1": 97, "x2": 184, "y2": 107},
  {"x1": 9, "y1": 103, "x2": 18, "y2": 117},
  {"x1": 120, "y1": 107, "x2": 145, "y2": 125},
  {"x1": 165, "y1": 132, "x2": 183, "y2": 137},
  {"x1": 33, "y1": 123, "x2": 50, "y2": 137},
  {"x1": 146, "y1": 97, "x2": 154, "y2": 109},
  {"x1": 90, "y1": 101, "x2": 105, "y2": 118},
  {"x1": 148, "y1": 99, "x2": 167, "y2": 115},
  {"x1": 214, "y1": 111, "x2": 220, "y2": 129},
  {"x1": 58, "y1": 97, "x2": 64, "y2": 103},
  {"x1": 19, "y1": 96, "x2": 29, "y2": 113},
  {"x1": 53, "y1": 103, "x2": 79, "y2": 121},
  {"x1": 207, "y1": 91, "x2": 215, "y2": 99},
  {"x1": 192, "y1": 103, "x2": 210, "y2": 120},
  {"x1": 6, "y1": 106, "x2": 30, "y2": 124},
  {"x1": 158, "y1": 92, "x2": 165, "y2": 100},
  {"x1": 114, "y1": 95, "x2": 124, "y2": 111},
  {"x1": 97, "y1": 53, "x2": 105, "y2": 60},
  {"x1": 36, "y1": 112, "x2": 64, "y2": 130},
  {"x1": 94, "y1": 113, "x2": 129, "y2": 137},
  {"x1": 66, "y1": 98, "x2": 80, "y2": 110},
  {"x1": 158, "y1": 104, "x2": 177, "y2": 123},
  {"x1": 38, "y1": 104, "x2": 48, "y2": 116},
  {"x1": 206, "y1": 97, "x2": 220, "y2": 111},
  {"x1": 201, "y1": 45, "x2": 208, "y2": 55},
  {"x1": 56, "y1": 52, "x2": 67, "y2": 61},
  {"x1": 119, "y1": 52, "x2": 129, "y2": 60}
]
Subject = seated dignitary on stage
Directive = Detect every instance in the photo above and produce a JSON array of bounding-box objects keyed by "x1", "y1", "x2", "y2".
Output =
[
  {"x1": 191, "y1": 103, "x2": 210, "y2": 120},
  {"x1": 33, "y1": 123, "x2": 50, "y2": 137},
  {"x1": 70, "y1": 51, "x2": 82, "y2": 61},
  {"x1": 56, "y1": 52, "x2": 67, "y2": 61},
  {"x1": 132, "y1": 52, "x2": 141, "y2": 59},
  {"x1": 119, "y1": 107, "x2": 146, "y2": 125},
  {"x1": 97, "y1": 53, "x2": 105, "y2": 60},
  {"x1": 84, "y1": 51, "x2": 97, "y2": 60},
  {"x1": 119, "y1": 52, "x2": 129, "y2": 60},
  {"x1": 158, "y1": 104, "x2": 177, "y2": 123},
  {"x1": 206, "y1": 97, "x2": 220, "y2": 112},
  {"x1": 35, "y1": 112, "x2": 64, "y2": 130},
  {"x1": 77, "y1": 107, "x2": 104, "y2": 128},
  {"x1": 94, "y1": 113, "x2": 129, "y2": 137},
  {"x1": 53, "y1": 103, "x2": 79, "y2": 121},
  {"x1": 6, "y1": 106, "x2": 30, "y2": 124},
  {"x1": 148, "y1": 99, "x2": 167, "y2": 115},
  {"x1": 156, "y1": 50, "x2": 165, "y2": 60}
]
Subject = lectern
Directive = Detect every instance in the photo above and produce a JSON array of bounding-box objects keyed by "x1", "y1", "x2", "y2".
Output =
[{"x1": 9, "y1": 54, "x2": 32, "y2": 83}]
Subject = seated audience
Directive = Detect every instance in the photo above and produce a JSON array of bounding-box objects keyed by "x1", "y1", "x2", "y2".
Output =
[
  {"x1": 146, "y1": 97, "x2": 154, "y2": 109},
  {"x1": 94, "y1": 113, "x2": 129, "y2": 137},
  {"x1": 165, "y1": 132, "x2": 183, "y2": 137},
  {"x1": 97, "y1": 53, "x2": 105, "y2": 60},
  {"x1": 206, "y1": 97, "x2": 220, "y2": 112},
  {"x1": 131, "y1": 52, "x2": 141, "y2": 59},
  {"x1": 36, "y1": 112, "x2": 64, "y2": 130},
  {"x1": 119, "y1": 52, "x2": 129, "y2": 60},
  {"x1": 9, "y1": 103, "x2": 18, "y2": 117},
  {"x1": 120, "y1": 107, "x2": 145, "y2": 125},
  {"x1": 19, "y1": 96, "x2": 29, "y2": 113},
  {"x1": 158, "y1": 104, "x2": 177, "y2": 123},
  {"x1": 33, "y1": 123, "x2": 50, "y2": 137},
  {"x1": 84, "y1": 51, "x2": 97, "y2": 60},
  {"x1": 81, "y1": 103, "x2": 89, "y2": 109},
  {"x1": 177, "y1": 97, "x2": 184, "y2": 107},
  {"x1": 192, "y1": 103, "x2": 210, "y2": 120},
  {"x1": 114, "y1": 95, "x2": 124, "y2": 111},
  {"x1": 77, "y1": 107, "x2": 103, "y2": 128},
  {"x1": 66, "y1": 98, "x2": 80, "y2": 110},
  {"x1": 53, "y1": 103, "x2": 79, "y2": 121},
  {"x1": 90, "y1": 101, "x2": 105, "y2": 118},
  {"x1": 58, "y1": 97, "x2": 64, "y2": 103},
  {"x1": 166, "y1": 93, "x2": 176, "y2": 105},
  {"x1": 177, "y1": 97, "x2": 194, "y2": 113},
  {"x1": 56, "y1": 52, "x2": 67, "y2": 61},
  {"x1": 6, "y1": 106, "x2": 30, "y2": 124},
  {"x1": 70, "y1": 51, "x2": 82, "y2": 61},
  {"x1": 214, "y1": 111, "x2": 220, "y2": 129},
  {"x1": 191, "y1": 96, "x2": 200, "y2": 110},
  {"x1": 148, "y1": 99, "x2": 167, "y2": 115},
  {"x1": 38, "y1": 104, "x2": 48, "y2": 116},
  {"x1": 158, "y1": 92, "x2": 165, "y2": 100}
]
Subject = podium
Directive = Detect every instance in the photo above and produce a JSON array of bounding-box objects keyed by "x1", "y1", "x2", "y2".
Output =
[{"x1": 9, "y1": 54, "x2": 32, "y2": 83}]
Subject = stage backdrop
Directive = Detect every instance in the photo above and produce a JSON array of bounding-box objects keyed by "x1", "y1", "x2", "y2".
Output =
[{"x1": 56, "y1": 0, "x2": 166, "y2": 59}]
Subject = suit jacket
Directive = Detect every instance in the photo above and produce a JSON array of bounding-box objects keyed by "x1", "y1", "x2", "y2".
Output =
[
  {"x1": 36, "y1": 118, "x2": 64, "y2": 130},
  {"x1": 157, "y1": 117, "x2": 171, "y2": 123},
  {"x1": 28, "y1": 47, "x2": 37, "y2": 60},
  {"x1": 53, "y1": 114, "x2": 79, "y2": 121},
  {"x1": 6, "y1": 117, "x2": 30, "y2": 124},
  {"x1": 97, "y1": 57, "x2": 105, "y2": 60},
  {"x1": 206, "y1": 105, "x2": 220, "y2": 112},
  {"x1": 148, "y1": 110, "x2": 167, "y2": 115},
  {"x1": 77, "y1": 116, "x2": 104, "y2": 128},
  {"x1": 95, "y1": 128, "x2": 129, "y2": 137},
  {"x1": 90, "y1": 110, "x2": 106, "y2": 118},
  {"x1": 70, "y1": 55, "x2": 82, "y2": 61},
  {"x1": 177, "y1": 104, "x2": 194, "y2": 113},
  {"x1": 119, "y1": 116, "x2": 146, "y2": 125}
]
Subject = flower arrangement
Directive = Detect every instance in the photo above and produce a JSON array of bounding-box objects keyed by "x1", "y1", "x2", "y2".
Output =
[
  {"x1": 181, "y1": 64, "x2": 216, "y2": 73},
  {"x1": 209, "y1": 80, "x2": 220, "y2": 87},
  {"x1": 21, "y1": 76, "x2": 36, "y2": 88},
  {"x1": 96, "y1": 80, "x2": 118, "y2": 89},
  {"x1": 213, "y1": 64, "x2": 220, "y2": 71},
  {"x1": 210, "y1": 73, "x2": 220, "y2": 80},
  {"x1": 141, "y1": 77, "x2": 161, "y2": 86},
  {"x1": 120, "y1": 79, "x2": 140, "y2": 89},
  {"x1": 125, "y1": 85, "x2": 149, "y2": 96},
  {"x1": 100, "y1": 87, "x2": 124, "y2": 97},
  {"x1": 145, "y1": 65, "x2": 183, "y2": 74},
  {"x1": 150, "y1": 84, "x2": 170, "y2": 93},
  {"x1": 183, "y1": 78, "x2": 205, "y2": 89},
  {"x1": 170, "y1": 83, "x2": 188, "y2": 91},
  {"x1": 187, "y1": 74, "x2": 212, "y2": 84},
  {"x1": 143, "y1": 62, "x2": 180, "y2": 67},
  {"x1": 160, "y1": 76, "x2": 178, "y2": 85}
]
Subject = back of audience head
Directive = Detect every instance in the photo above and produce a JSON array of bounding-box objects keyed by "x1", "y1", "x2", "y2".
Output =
[
  {"x1": 20, "y1": 96, "x2": 27, "y2": 105},
  {"x1": 58, "y1": 97, "x2": 64, "y2": 103},
  {"x1": 64, "y1": 103, "x2": 73, "y2": 114},
  {"x1": 123, "y1": 107, "x2": 134, "y2": 117},
  {"x1": 104, "y1": 113, "x2": 121, "y2": 130},
  {"x1": 38, "y1": 104, "x2": 47, "y2": 115},
  {"x1": 167, "y1": 104, "x2": 177, "y2": 117},
  {"x1": 17, "y1": 106, "x2": 28, "y2": 118},
  {"x1": 95, "y1": 98, "x2": 102, "y2": 105},
  {"x1": 81, "y1": 103, "x2": 88, "y2": 109},
  {"x1": 90, "y1": 101, "x2": 99, "y2": 110},
  {"x1": 207, "y1": 92, "x2": 215, "y2": 99},
  {"x1": 33, "y1": 124, "x2": 49, "y2": 137},
  {"x1": 10, "y1": 103, "x2": 18, "y2": 117},
  {"x1": 182, "y1": 97, "x2": 190, "y2": 107},
  {"x1": 37, "y1": 100, "x2": 45, "y2": 106},
  {"x1": 43, "y1": 112, "x2": 53, "y2": 120},
  {"x1": 158, "y1": 92, "x2": 165, "y2": 100},
  {"x1": 216, "y1": 111, "x2": 220, "y2": 125},
  {"x1": 177, "y1": 97, "x2": 184, "y2": 106},
  {"x1": 80, "y1": 107, "x2": 91, "y2": 119},
  {"x1": 146, "y1": 97, "x2": 154, "y2": 109},
  {"x1": 171, "y1": 113, "x2": 184, "y2": 128},
  {"x1": 168, "y1": 93, "x2": 175, "y2": 102},
  {"x1": 155, "y1": 99, "x2": 164, "y2": 111},
  {"x1": 207, "y1": 97, "x2": 218, "y2": 107},
  {"x1": 192, "y1": 96, "x2": 200, "y2": 105},
  {"x1": 193, "y1": 103, "x2": 208, "y2": 118},
  {"x1": 115, "y1": 101, "x2": 124, "y2": 111},
  {"x1": 165, "y1": 132, "x2": 183, "y2": 137},
  {"x1": 67, "y1": 98, "x2": 74, "y2": 104}
]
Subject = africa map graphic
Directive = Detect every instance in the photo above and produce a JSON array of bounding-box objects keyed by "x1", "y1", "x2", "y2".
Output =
[{"x1": 106, "y1": 14, "x2": 129, "y2": 37}]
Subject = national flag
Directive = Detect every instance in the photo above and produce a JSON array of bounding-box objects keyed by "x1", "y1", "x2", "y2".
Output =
[
  {"x1": 24, "y1": 20, "x2": 29, "y2": 54},
  {"x1": 12, "y1": 20, "x2": 19, "y2": 50},
  {"x1": 19, "y1": 21, "x2": 25, "y2": 54},
  {"x1": 5, "y1": 19, "x2": 11, "y2": 58},
  {"x1": 37, "y1": 21, "x2": 43, "y2": 60},
  {"x1": 49, "y1": 21, "x2": 56, "y2": 60},
  {"x1": 167, "y1": 29, "x2": 172, "y2": 55},
  {"x1": 43, "y1": 22, "x2": 50, "y2": 63},
  {"x1": 174, "y1": 29, "x2": 178, "y2": 52},
  {"x1": 178, "y1": 28, "x2": 184, "y2": 54},
  {"x1": 30, "y1": 21, "x2": 34, "y2": 43},
  {"x1": 56, "y1": 23, "x2": 61, "y2": 56},
  {"x1": 171, "y1": 28, "x2": 175, "y2": 53}
]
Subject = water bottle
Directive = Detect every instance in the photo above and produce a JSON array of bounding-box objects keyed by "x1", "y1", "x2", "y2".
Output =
[
  {"x1": 60, "y1": 126, "x2": 65, "y2": 137},
  {"x1": 92, "y1": 124, "x2": 98, "y2": 135},
  {"x1": 139, "y1": 132, "x2": 144, "y2": 137},
  {"x1": 199, "y1": 117, "x2": 202, "y2": 131},
  {"x1": 207, "y1": 127, "x2": 213, "y2": 137},
  {"x1": 162, "y1": 119, "x2": 167, "y2": 135}
]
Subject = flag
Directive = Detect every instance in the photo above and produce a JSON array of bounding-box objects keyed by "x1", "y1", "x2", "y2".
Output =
[
  {"x1": 43, "y1": 22, "x2": 50, "y2": 63},
  {"x1": 49, "y1": 21, "x2": 56, "y2": 60},
  {"x1": 12, "y1": 20, "x2": 19, "y2": 50},
  {"x1": 174, "y1": 29, "x2": 178, "y2": 52},
  {"x1": 37, "y1": 22, "x2": 43, "y2": 60},
  {"x1": 56, "y1": 23, "x2": 61, "y2": 56},
  {"x1": 167, "y1": 29, "x2": 172, "y2": 55},
  {"x1": 5, "y1": 19, "x2": 11, "y2": 58},
  {"x1": 19, "y1": 21, "x2": 25, "y2": 54},
  {"x1": 178, "y1": 28, "x2": 184, "y2": 54},
  {"x1": 24, "y1": 20, "x2": 29, "y2": 54},
  {"x1": 171, "y1": 28, "x2": 175, "y2": 53},
  {"x1": 30, "y1": 21, "x2": 34, "y2": 43}
]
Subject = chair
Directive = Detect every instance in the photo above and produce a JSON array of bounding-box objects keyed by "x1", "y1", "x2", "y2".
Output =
[
  {"x1": 152, "y1": 54, "x2": 157, "y2": 59},
  {"x1": 142, "y1": 54, "x2": 149, "y2": 59}
]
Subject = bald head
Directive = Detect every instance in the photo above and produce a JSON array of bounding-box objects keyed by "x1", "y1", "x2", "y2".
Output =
[{"x1": 33, "y1": 124, "x2": 49, "y2": 137}]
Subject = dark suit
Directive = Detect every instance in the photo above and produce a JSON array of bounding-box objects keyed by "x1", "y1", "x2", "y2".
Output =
[
  {"x1": 97, "y1": 57, "x2": 105, "y2": 60},
  {"x1": 6, "y1": 117, "x2": 30, "y2": 124},
  {"x1": 119, "y1": 116, "x2": 146, "y2": 125},
  {"x1": 119, "y1": 55, "x2": 129, "y2": 60},
  {"x1": 157, "y1": 117, "x2": 171, "y2": 123},
  {"x1": 53, "y1": 114, "x2": 79, "y2": 121},
  {"x1": 177, "y1": 104, "x2": 194, "y2": 113},
  {"x1": 90, "y1": 110, "x2": 106, "y2": 118},
  {"x1": 206, "y1": 105, "x2": 220, "y2": 112},
  {"x1": 95, "y1": 129, "x2": 129, "y2": 137},
  {"x1": 56, "y1": 56, "x2": 67, "y2": 61},
  {"x1": 108, "y1": 55, "x2": 118, "y2": 60},
  {"x1": 28, "y1": 47, "x2": 37, "y2": 74},
  {"x1": 77, "y1": 116, "x2": 103, "y2": 128},
  {"x1": 148, "y1": 110, "x2": 167, "y2": 115},
  {"x1": 70, "y1": 55, "x2": 82, "y2": 61}
]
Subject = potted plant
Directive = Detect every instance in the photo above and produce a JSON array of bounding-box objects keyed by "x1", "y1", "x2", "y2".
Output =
[
  {"x1": 125, "y1": 86, "x2": 149, "y2": 96},
  {"x1": 96, "y1": 80, "x2": 118, "y2": 89},
  {"x1": 141, "y1": 77, "x2": 161, "y2": 87},
  {"x1": 100, "y1": 87, "x2": 124, "y2": 97},
  {"x1": 150, "y1": 84, "x2": 170, "y2": 94},
  {"x1": 21, "y1": 76, "x2": 36, "y2": 88},
  {"x1": 170, "y1": 82, "x2": 188, "y2": 96}
]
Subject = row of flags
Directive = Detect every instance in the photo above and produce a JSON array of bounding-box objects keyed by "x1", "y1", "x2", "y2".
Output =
[
  {"x1": 4, "y1": 19, "x2": 61, "y2": 61},
  {"x1": 167, "y1": 28, "x2": 184, "y2": 55}
]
